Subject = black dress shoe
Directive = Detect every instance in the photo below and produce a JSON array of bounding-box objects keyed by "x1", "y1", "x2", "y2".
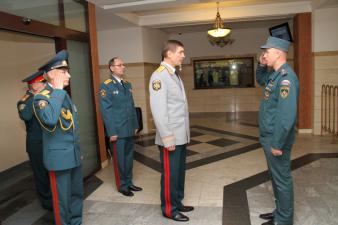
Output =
[
  {"x1": 179, "y1": 205, "x2": 194, "y2": 212},
  {"x1": 129, "y1": 184, "x2": 143, "y2": 191},
  {"x1": 166, "y1": 212, "x2": 189, "y2": 222},
  {"x1": 119, "y1": 189, "x2": 134, "y2": 196},
  {"x1": 259, "y1": 212, "x2": 274, "y2": 220},
  {"x1": 262, "y1": 219, "x2": 274, "y2": 225}
]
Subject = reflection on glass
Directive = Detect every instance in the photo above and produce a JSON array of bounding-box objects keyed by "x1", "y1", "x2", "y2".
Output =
[
  {"x1": 67, "y1": 40, "x2": 98, "y2": 177},
  {"x1": 0, "y1": 0, "x2": 60, "y2": 26},
  {"x1": 193, "y1": 57, "x2": 254, "y2": 89},
  {"x1": 64, "y1": 0, "x2": 87, "y2": 32}
]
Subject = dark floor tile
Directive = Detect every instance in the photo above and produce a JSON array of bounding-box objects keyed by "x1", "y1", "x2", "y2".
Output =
[
  {"x1": 207, "y1": 138, "x2": 238, "y2": 147},
  {"x1": 187, "y1": 139, "x2": 201, "y2": 146},
  {"x1": 186, "y1": 149, "x2": 198, "y2": 156},
  {"x1": 190, "y1": 131, "x2": 203, "y2": 137}
]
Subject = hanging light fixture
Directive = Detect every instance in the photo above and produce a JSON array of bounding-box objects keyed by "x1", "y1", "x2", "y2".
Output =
[{"x1": 207, "y1": 2, "x2": 231, "y2": 38}]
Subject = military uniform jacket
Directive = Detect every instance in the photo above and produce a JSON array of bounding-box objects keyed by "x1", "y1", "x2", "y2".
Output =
[
  {"x1": 99, "y1": 75, "x2": 138, "y2": 138},
  {"x1": 17, "y1": 90, "x2": 43, "y2": 153},
  {"x1": 33, "y1": 84, "x2": 81, "y2": 171},
  {"x1": 256, "y1": 62, "x2": 299, "y2": 150},
  {"x1": 149, "y1": 62, "x2": 190, "y2": 147}
]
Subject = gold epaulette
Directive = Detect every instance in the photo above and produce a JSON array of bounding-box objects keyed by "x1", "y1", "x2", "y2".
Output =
[
  {"x1": 21, "y1": 94, "x2": 30, "y2": 102},
  {"x1": 104, "y1": 79, "x2": 112, "y2": 85},
  {"x1": 156, "y1": 65, "x2": 165, "y2": 73},
  {"x1": 38, "y1": 90, "x2": 50, "y2": 98}
]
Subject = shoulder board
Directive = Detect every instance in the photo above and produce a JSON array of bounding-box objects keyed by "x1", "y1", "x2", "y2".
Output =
[
  {"x1": 123, "y1": 79, "x2": 130, "y2": 84},
  {"x1": 156, "y1": 65, "x2": 165, "y2": 73},
  {"x1": 281, "y1": 69, "x2": 288, "y2": 76},
  {"x1": 38, "y1": 90, "x2": 50, "y2": 98},
  {"x1": 104, "y1": 79, "x2": 112, "y2": 85},
  {"x1": 21, "y1": 94, "x2": 30, "y2": 102}
]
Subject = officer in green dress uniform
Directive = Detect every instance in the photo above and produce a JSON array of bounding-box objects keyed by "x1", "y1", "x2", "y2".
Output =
[
  {"x1": 256, "y1": 36, "x2": 299, "y2": 225},
  {"x1": 99, "y1": 57, "x2": 142, "y2": 197},
  {"x1": 149, "y1": 40, "x2": 193, "y2": 222},
  {"x1": 33, "y1": 50, "x2": 83, "y2": 225},
  {"x1": 17, "y1": 71, "x2": 52, "y2": 210}
]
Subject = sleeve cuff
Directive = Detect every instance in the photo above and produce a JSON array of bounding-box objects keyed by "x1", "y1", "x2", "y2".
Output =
[{"x1": 162, "y1": 135, "x2": 175, "y2": 147}]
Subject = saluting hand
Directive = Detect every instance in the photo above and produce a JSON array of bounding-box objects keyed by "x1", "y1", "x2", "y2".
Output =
[
  {"x1": 52, "y1": 72, "x2": 65, "y2": 89},
  {"x1": 271, "y1": 148, "x2": 283, "y2": 156},
  {"x1": 259, "y1": 52, "x2": 268, "y2": 65}
]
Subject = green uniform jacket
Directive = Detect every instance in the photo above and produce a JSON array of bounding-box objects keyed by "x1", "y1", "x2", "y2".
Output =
[
  {"x1": 99, "y1": 76, "x2": 138, "y2": 138},
  {"x1": 33, "y1": 84, "x2": 81, "y2": 171},
  {"x1": 17, "y1": 90, "x2": 42, "y2": 153},
  {"x1": 256, "y1": 62, "x2": 299, "y2": 150}
]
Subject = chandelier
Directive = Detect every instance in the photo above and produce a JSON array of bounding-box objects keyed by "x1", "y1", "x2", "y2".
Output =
[
  {"x1": 207, "y1": 2, "x2": 231, "y2": 37},
  {"x1": 207, "y1": 2, "x2": 234, "y2": 47}
]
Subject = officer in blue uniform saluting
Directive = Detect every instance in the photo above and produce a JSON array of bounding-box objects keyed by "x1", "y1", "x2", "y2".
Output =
[
  {"x1": 33, "y1": 50, "x2": 83, "y2": 225},
  {"x1": 17, "y1": 71, "x2": 52, "y2": 211},
  {"x1": 256, "y1": 36, "x2": 299, "y2": 225},
  {"x1": 99, "y1": 57, "x2": 142, "y2": 197}
]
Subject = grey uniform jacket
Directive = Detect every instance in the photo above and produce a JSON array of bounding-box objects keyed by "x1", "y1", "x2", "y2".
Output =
[{"x1": 149, "y1": 62, "x2": 190, "y2": 147}]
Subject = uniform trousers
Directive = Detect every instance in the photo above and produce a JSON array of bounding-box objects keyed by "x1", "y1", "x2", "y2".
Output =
[
  {"x1": 110, "y1": 137, "x2": 134, "y2": 191},
  {"x1": 261, "y1": 137, "x2": 294, "y2": 225},
  {"x1": 49, "y1": 165, "x2": 83, "y2": 225},
  {"x1": 28, "y1": 142, "x2": 52, "y2": 210},
  {"x1": 159, "y1": 145, "x2": 187, "y2": 218}
]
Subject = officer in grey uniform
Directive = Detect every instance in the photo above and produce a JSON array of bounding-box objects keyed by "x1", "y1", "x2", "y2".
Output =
[
  {"x1": 99, "y1": 57, "x2": 141, "y2": 197},
  {"x1": 149, "y1": 40, "x2": 193, "y2": 222},
  {"x1": 33, "y1": 50, "x2": 83, "y2": 225},
  {"x1": 256, "y1": 36, "x2": 299, "y2": 225},
  {"x1": 17, "y1": 71, "x2": 52, "y2": 210}
]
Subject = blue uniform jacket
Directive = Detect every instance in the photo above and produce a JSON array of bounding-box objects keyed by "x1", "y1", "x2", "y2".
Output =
[
  {"x1": 256, "y1": 62, "x2": 299, "y2": 150},
  {"x1": 17, "y1": 90, "x2": 43, "y2": 153},
  {"x1": 33, "y1": 84, "x2": 81, "y2": 171},
  {"x1": 99, "y1": 76, "x2": 138, "y2": 138}
]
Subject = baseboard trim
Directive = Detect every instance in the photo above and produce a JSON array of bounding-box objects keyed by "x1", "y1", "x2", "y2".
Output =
[{"x1": 298, "y1": 129, "x2": 313, "y2": 134}]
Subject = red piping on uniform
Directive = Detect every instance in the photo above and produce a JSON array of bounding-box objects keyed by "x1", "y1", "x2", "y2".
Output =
[
  {"x1": 49, "y1": 171, "x2": 62, "y2": 225},
  {"x1": 112, "y1": 142, "x2": 121, "y2": 190},
  {"x1": 163, "y1": 148, "x2": 172, "y2": 217}
]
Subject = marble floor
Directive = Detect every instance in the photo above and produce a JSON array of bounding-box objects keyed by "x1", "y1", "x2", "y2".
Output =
[{"x1": 1, "y1": 112, "x2": 338, "y2": 225}]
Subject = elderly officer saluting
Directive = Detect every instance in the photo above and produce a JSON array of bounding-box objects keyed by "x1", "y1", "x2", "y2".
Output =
[
  {"x1": 99, "y1": 57, "x2": 141, "y2": 197},
  {"x1": 17, "y1": 71, "x2": 52, "y2": 211},
  {"x1": 33, "y1": 50, "x2": 83, "y2": 225},
  {"x1": 256, "y1": 36, "x2": 299, "y2": 225},
  {"x1": 149, "y1": 40, "x2": 193, "y2": 222}
]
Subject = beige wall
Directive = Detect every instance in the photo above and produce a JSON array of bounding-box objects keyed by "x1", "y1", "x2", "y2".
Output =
[
  {"x1": 313, "y1": 52, "x2": 338, "y2": 135},
  {"x1": 312, "y1": 7, "x2": 338, "y2": 135},
  {"x1": 0, "y1": 30, "x2": 55, "y2": 172}
]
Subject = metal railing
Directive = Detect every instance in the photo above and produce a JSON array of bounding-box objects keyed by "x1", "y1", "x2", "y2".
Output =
[{"x1": 321, "y1": 84, "x2": 338, "y2": 142}]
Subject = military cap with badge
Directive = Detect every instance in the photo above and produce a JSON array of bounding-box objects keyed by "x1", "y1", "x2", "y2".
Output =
[{"x1": 18, "y1": 70, "x2": 46, "y2": 112}]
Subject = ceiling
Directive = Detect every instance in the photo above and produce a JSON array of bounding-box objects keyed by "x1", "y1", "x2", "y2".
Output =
[{"x1": 89, "y1": 0, "x2": 338, "y2": 32}]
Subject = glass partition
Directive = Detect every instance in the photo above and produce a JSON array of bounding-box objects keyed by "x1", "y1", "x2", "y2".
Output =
[
  {"x1": 64, "y1": 0, "x2": 87, "y2": 32},
  {"x1": 67, "y1": 40, "x2": 99, "y2": 176}
]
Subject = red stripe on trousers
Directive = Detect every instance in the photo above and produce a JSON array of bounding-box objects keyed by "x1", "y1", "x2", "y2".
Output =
[
  {"x1": 163, "y1": 148, "x2": 172, "y2": 217},
  {"x1": 112, "y1": 142, "x2": 121, "y2": 190},
  {"x1": 49, "y1": 171, "x2": 62, "y2": 225}
]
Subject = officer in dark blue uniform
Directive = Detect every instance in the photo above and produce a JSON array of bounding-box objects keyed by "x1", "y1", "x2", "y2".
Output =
[
  {"x1": 17, "y1": 71, "x2": 52, "y2": 211},
  {"x1": 99, "y1": 57, "x2": 141, "y2": 197},
  {"x1": 33, "y1": 50, "x2": 83, "y2": 225},
  {"x1": 256, "y1": 37, "x2": 299, "y2": 225}
]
